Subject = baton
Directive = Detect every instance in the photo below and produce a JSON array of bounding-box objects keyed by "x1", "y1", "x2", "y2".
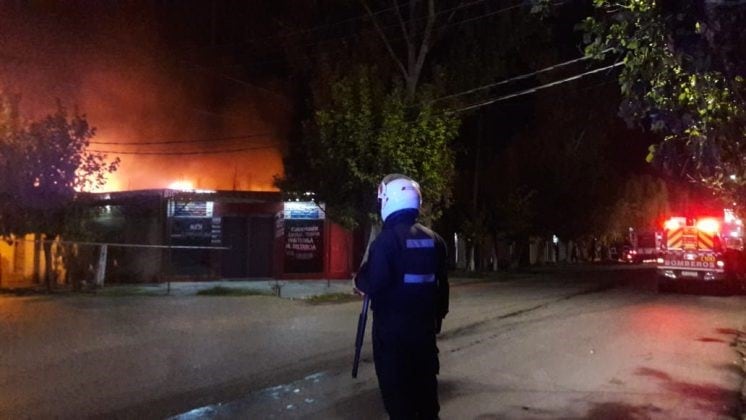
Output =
[
  {"x1": 351, "y1": 223, "x2": 379, "y2": 378},
  {"x1": 351, "y1": 293, "x2": 370, "y2": 378}
]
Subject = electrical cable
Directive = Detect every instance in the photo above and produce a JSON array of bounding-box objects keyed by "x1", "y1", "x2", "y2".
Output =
[
  {"x1": 452, "y1": 61, "x2": 623, "y2": 113},
  {"x1": 89, "y1": 133, "x2": 277, "y2": 146},
  {"x1": 88, "y1": 144, "x2": 277, "y2": 156},
  {"x1": 88, "y1": 56, "x2": 617, "y2": 153},
  {"x1": 431, "y1": 49, "x2": 611, "y2": 104}
]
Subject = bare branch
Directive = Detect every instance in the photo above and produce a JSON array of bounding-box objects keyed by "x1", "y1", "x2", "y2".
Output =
[
  {"x1": 407, "y1": 0, "x2": 418, "y2": 71},
  {"x1": 410, "y1": 0, "x2": 436, "y2": 91},
  {"x1": 393, "y1": 0, "x2": 411, "y2": 47},
  {"x1": 361, "y1": 0, "x2": 408, "y2": 80}
]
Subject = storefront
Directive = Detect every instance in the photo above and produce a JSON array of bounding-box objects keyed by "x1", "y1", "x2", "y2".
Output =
[{"x1": 87, "y1": 190, "x2": 353, "y2": 281}]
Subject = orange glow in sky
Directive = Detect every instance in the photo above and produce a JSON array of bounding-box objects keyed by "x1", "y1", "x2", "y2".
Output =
[
  {"x1": 93, "y1": 147, "x2": 284, "y2": 192},
  {"x1": 1, "y1": 8, "x2": 289, "y2": 195}
]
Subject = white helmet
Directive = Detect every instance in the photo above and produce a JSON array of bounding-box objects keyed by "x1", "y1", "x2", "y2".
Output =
[{"x1": 378, "y1": 174, "x2": 421, "y2": 222}]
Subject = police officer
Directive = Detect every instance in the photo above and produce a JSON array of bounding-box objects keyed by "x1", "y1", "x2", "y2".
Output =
[{"x1": 355, "y1": 174, "x2": 449, "y2": 420}]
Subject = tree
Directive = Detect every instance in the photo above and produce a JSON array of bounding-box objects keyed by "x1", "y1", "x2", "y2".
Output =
[
  {"x1": 278, "y1": 1, "x2": 480, "y2": 229},
  {"x1": 279, "y1": 1, "x2": 559, "y2": 235},
  {"x1": 279, "y1": 66, "x2": 458, "y2": 228},
  {"x1": 494, "y1": 187, "x2": 537, "y2": 267},
  {"x1": 0, "y1": 94, "x2": 119, "y2": 289},
  {"x1": 604, "y1": 174, "x2": 670, "y2": 241},
  {"x1": 578, "y1": 0, "x2": 746, "y2": 213}
]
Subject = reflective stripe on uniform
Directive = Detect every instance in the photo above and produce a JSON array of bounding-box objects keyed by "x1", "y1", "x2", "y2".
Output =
[
  {"x1": 406, "y1": 239, "x2": 435, "y2": 248},
  {"x1": 403, "y1": 273, "x2": 436, "y2": 283}
]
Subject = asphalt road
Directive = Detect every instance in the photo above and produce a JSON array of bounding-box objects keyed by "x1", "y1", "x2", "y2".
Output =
[{"x1": 0, "y1": 266, "x2": 743, "y2": 419}]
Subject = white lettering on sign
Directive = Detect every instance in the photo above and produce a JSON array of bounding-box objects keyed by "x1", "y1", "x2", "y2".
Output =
[
  {"x1": 664, "y1": 259, "x2": 715, "y2": 269},
  {"x1": 285, "y1": 225, "x2": 320, "y2": 252}
]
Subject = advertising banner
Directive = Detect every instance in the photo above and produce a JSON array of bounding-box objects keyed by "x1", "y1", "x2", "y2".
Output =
[{"x1": 283, "y1": 219, "x2": 324, "y2": 273}]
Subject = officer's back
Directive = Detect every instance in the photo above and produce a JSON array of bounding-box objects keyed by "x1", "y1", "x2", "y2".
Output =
[{"x1": 370, "y1": 208, "x2": 446, "y2": 335}]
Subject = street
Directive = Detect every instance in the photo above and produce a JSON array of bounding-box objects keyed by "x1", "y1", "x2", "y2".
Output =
[{"x1": 0, "y1": 267, "x2": 743, "y2": 419}]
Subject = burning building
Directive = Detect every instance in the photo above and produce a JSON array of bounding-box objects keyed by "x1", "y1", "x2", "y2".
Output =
[{"x1": 0, "y1": 3, "x2": 356, "y2": 286}]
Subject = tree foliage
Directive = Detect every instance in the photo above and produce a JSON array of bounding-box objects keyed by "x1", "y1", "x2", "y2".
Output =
[
  {"x1": 604, "y1": 174, "x2": 669, "y2": 240},
  {"x1": 579, "y1": 0, "x2": 746, "y2": 211},
  {"x1": 0, "y1": 93, "x2": 119, "y2": 237},
  {"x1": 280, "y1": 67, "x2": 458, "y2": 228}
]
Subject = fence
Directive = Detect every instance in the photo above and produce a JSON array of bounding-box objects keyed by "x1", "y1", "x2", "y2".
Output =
[{"x1": 0, "y1": 237, "x2": 229, "y2": 290}]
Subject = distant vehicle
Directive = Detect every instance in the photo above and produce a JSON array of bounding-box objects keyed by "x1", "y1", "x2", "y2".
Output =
[
  {"x1": 657, "y1": 210, "x2": 746, "y2": 292},
  {"x1": 620, "y1": 244, "x2": 636, "y2": 263},
  {"x1": 623, "y1": 230, "x2": 662, "y2": 263}
]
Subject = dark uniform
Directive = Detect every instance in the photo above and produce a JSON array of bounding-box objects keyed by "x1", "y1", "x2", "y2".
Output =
[{"x1": 356, "y1": 208, "x2": 449, "y2": 419}]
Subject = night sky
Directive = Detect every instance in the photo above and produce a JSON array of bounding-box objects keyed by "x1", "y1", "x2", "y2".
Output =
[
  {"x1": 0, "y1": 2, "x2": 292, "y2": 192},
  {"x1": 0, "y1": 1, "x2": 655, "y2": 199}
]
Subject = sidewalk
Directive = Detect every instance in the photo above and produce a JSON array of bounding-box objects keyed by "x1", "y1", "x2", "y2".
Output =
[
  {"x1": 109, "y1": 271, "x2": 544, "y2": 299},
  {"x1": 104, "y1": 276, "x2": 491, "y2": 299},
  {"x1": 179, "y1": 279, "x2": 354, "y2": 299}
]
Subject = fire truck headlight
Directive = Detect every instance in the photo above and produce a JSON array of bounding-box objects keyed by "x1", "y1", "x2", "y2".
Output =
[
  {"x1": 716, "y1": 260, "x2": 725, "y2": 268},
  {"x1": 656, "y1": 257, "x2": 664, "y2": 264},
  {"x1": 696, "y1": 218, "x2": 720, "y2": 234}
]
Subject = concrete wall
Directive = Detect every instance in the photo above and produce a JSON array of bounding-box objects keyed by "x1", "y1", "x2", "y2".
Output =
[{"x1": 0, "y1": 234, "x2": 44, "y2": 288}]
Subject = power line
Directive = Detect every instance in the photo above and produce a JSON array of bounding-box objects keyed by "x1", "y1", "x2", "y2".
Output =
[
  {"x1": 130, "y1": 0, "x2": 553, "y2": 114},
  {"x1": 187, "y1": 0, "x2": 492, "y2": 57},
  {"x1": 18, "y1": 238, "x2": 229, "y2": 250},
  {"x1": 89, "y1": 133, "x2": 277, "y2": 146},
  {"x1": 453, "y1": 62, "x2": 623, "y2": 113},
  {"x1": 185, "y1": 1, "x2": 528, "y2": 90},
  {"x1": 181, "y1": 60, "x2": 291, "y2": 104},
  {"x1": 146, "y1": 0, "x2": 562, "y2": 125},
  {"x1": 87, "y1": 64, "x2": 621, "y2": 156},
  {"x1": 92, "y1": 62, "x2": 620, "y2": 155},
  {"x1": 89, "y1": 145, "x2": 278, "y2": 156},
  {"x1": 431, "y1": 49, "x2": 611, "y2": 104}
]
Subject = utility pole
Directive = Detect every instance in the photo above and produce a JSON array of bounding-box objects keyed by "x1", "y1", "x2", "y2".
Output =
[{"x1": 468, "y1": 111, "x2": 484, "y2": 272}]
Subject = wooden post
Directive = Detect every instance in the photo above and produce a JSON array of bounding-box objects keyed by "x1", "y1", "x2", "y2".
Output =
[{"x1": 94, "y1": 244, "x2": 108, "y2": 287}]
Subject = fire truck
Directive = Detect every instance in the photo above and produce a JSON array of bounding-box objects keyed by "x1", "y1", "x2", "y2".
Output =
[{"x1": 657, "y1": 209, "x2": 746, "y2": 291}]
